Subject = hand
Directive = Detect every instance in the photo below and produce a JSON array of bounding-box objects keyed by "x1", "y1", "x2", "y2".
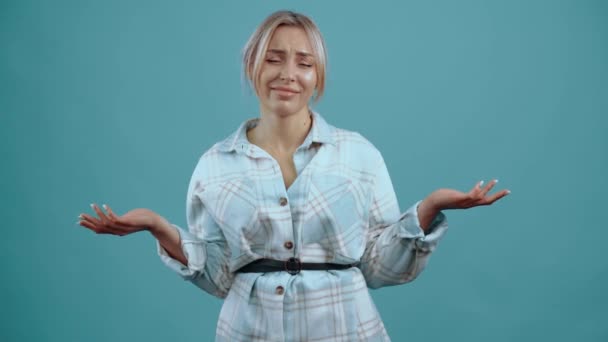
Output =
[
  {"x1": 77, "y1": 203, "x2": 162, "y2": 236},
  {"x1": 429, "y1": 179, "x2": 510, "y2": 211}
]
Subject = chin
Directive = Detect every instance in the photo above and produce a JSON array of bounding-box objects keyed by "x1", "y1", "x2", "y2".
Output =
[{"x1": 269, "y1": 102, "x2": 306, "y2": 117}]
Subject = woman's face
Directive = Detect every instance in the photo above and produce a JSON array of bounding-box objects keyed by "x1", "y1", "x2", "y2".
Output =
[{"x1": 257, "y1": 25, "x2": 317, "y2": 117}]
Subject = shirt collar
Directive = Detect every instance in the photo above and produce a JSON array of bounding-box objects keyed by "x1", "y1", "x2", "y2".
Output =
[{"x1": 217, "y1": 110, "x2": 336, "y2": 154}]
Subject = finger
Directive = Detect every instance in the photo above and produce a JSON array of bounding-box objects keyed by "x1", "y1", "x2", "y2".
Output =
[
  {"x1": 80, "y1": 213, "x2": 102, "y2": 226},
  {"x1": 79, "y1": 214, "x2": 116, "y2": 233},
  {"x1": 103, "y1": 204, "x2": 118, "y2": 220},
  {"x1": 79, "y1": 211, "x2": 125, "y2": 233},
  {"x1": 103, "y1": 204, "x2": 135, "y2": 227},
  {"x1": 484, "y1": 189, "x2": 511, "y2": 205},
  {"x1": 90, "y1": 203, "x2": 111, "y2": 224},
  {"x1": 93, "y1": 206, "x2": 139, "y2": 234},
  {"x1": 480, "y1": 179, "x2": 499, "y2": 196},
  {"x1": 78, "y1": 218, "x2": 131, "y2": 236},
  {"x1": 78, "y1": 219, "x2": 108, "y2": 234},
  {"x1": 468, "y1": 180, "x2": 484, "y2": 196}
]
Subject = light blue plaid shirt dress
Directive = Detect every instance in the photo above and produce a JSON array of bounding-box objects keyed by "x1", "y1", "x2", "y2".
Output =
[{"x1": 158, "y1": 111, "x2": 449, "y2": 341}]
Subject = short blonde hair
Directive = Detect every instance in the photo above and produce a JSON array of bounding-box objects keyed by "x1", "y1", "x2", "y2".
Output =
[{"x1": 242, "y1": 10, "x2": 328, "y2": 104}]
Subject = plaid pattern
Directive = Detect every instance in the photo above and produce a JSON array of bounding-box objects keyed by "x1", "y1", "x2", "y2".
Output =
[{"x1": 158, "y1": 112, "x2": 448, "y2": 341}]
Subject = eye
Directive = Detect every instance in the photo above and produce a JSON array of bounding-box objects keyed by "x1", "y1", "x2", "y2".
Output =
[
  {"x1": 299, "y1": 64, "x2": 313, "y2": 68},
  {"x1": 266, "y1": 59, "x2": 281, "y2": 64}
]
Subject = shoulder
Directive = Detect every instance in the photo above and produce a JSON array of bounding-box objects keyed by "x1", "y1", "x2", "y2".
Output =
[
  {"x1": 186, "y1": 130, "x2": 239, "y2": 186},
  {"x1": 191, "y1": 145, "x2": 231, "y2": 181},
  {"x1": 330, "y1": 125, "x2": 385, "y2": 165}
]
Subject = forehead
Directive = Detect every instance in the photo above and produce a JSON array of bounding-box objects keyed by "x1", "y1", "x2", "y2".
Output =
[{"x1": 266, "y1": 25, "x2": 314, "y2": 55}]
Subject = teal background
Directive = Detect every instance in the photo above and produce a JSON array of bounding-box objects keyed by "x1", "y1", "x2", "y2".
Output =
[{"x1": 2, "y1": 0, "x2": 607, "y2": 341}]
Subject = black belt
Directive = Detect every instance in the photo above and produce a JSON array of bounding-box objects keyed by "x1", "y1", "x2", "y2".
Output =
[{"x1": 236, "y1": 257, "x2": 359, "y2": 275}]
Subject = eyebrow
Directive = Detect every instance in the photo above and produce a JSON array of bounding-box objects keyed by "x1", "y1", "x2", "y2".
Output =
[{"x1": 266, "y1": 49, "x2": 314, "y2": 58}]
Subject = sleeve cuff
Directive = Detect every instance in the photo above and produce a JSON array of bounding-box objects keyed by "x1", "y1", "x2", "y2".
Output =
[
  {"x1": 398, "y1": 200, "x2": 449, "y2": 253},
  {"x1": 157, "y1": 224, "x2": 208, "y2": 279}
]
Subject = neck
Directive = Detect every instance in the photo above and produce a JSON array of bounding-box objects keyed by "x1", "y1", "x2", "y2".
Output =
[{"x1": 250, "y1": 106, "x2": 312, "y2": 154}]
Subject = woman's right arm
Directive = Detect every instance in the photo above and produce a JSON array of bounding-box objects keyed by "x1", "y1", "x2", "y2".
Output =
[
  {"x1": 79, "y1": 158, "x2": 234, "y2": 298},
  {"x1": 79, "y1": 201, "x2": 233, "y2": 298},
  {"x1": 147, "y1": 215, "x2": 187, "y2": 266}
]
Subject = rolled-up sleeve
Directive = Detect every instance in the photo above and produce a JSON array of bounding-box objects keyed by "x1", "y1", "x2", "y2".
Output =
[
  {"x1": 359, "y1": 152, "x2": 448, "y2": 289},
  {"x1": 157, "y1": 223, "x2": 207, "y2": 277},
  {"x1": 157, "y1": 157, "x2": 233, "y2": 298}
]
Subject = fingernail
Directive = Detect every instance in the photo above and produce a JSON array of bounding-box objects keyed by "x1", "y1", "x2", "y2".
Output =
[
  {"x1": 480, "y1": 180, "x2": 484, "y2": 186},
  {"x1": 495, "y1": 179, "x2": 499, "y2": 183},
  {"x1": 90, "y1": 203, "x2": 95, "y2": 209},
  {"x1": 78, "y1": 214, "x2": 83, "y2": 220},
  {"x1": 103, "y1": 204, "x2": 107, "y2": 210},
  {"x1": 506, "y1": 190, "x2": 511, "y2": 194},
  {"x1": 75, "y1": 221, "x2": 81, "y2": 225}
]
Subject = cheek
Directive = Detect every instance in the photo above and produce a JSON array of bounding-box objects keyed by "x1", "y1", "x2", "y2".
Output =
[
  {"x1": 258, "y1": 70, "x2": 275, "y2": 96},
  {"x1": 300, "y1": 70, "x2": 317, "y2": 90}
]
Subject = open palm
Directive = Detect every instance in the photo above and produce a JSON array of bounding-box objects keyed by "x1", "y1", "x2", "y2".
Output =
[
  {"x1": 432, "y1": 179, "x2": 510, "y2": 210},
  {"x1": 78, "y1": 204, "x2": 160, "y2": 236}
]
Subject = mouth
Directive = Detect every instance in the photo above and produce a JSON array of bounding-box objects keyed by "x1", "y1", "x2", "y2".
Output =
[{"x1": 271, "y1": 87, "x2": 300, "y2": 95}]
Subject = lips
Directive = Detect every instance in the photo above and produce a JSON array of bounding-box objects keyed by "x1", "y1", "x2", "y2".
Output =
[{"x1": 271, "y1": 87, "x2": 299, "y2": 94}]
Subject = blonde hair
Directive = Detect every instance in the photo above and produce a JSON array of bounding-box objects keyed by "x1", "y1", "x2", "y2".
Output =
[{"x1": 242, "y1": 10, "x2": 328, "y2": 104}]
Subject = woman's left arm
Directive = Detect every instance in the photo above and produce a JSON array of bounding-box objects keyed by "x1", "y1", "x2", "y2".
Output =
[{"x1": 359, "y1": 153, "x2": 509, "y2": 289}]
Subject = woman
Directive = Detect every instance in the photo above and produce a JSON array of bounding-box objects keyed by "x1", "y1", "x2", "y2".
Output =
[{"x1": 78, "y1": 10, "x2": 509, "y2": 341}]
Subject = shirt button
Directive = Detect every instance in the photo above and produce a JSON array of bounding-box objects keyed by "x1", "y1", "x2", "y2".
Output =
[
  {"x1": 284, "y1": 241, "x2": 293, "y2": 249},
  {"x1": 275, "y1": 286, "x2": 285, "y2": 295},
  {"x1": 279, "y1": 197, "x2": 288, "y2": 206}
]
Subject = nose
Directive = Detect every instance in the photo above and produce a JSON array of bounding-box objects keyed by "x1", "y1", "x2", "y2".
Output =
[{"x1": 279, "y1": 61, "x2": 296, "y2": 82}]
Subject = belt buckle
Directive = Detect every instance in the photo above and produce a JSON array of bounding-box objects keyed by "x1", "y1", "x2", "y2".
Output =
[{"x1": 284, "y1": 257, "x2": 302, "y2": 275}]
